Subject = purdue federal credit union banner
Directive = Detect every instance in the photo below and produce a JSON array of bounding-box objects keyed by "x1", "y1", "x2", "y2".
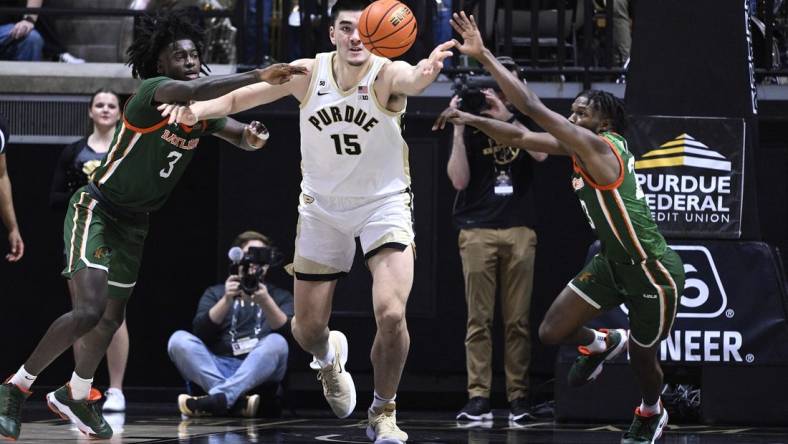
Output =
[{"x1": 627, "y1": 116, "x2": 745, "y2": 239}]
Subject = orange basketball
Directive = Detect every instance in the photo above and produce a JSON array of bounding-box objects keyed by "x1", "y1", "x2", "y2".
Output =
[{"x1": 358, "y1": 0, "x2": 417, "y2": 58}]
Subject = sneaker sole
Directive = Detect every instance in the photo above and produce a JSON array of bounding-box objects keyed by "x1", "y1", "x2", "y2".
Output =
[
  {"x1": 650, "y1": 410, "x2": 669, "y2": 444},
  {"x1": 45, "y1": 392, "x2": 109, "y2": 439},
  {"x1": 455, "y1": 411, "x2": 493, "y2": 421},
  {"x1": 328, "y1": 331, "x2": 356, "y2": 418},
  {"x1": 365, "y1": 425, "x2": 406, "y2": 444},
  {"x1": 585, "y1": 329, "x2": 629, "y2": 383},
  {"x1": 508, "y1": 411, "x2": 535, "y2": 422}
]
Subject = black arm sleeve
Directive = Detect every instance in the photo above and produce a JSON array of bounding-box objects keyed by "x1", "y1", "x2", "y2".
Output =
[
  {"x1": 50, "y1": 140, "x2": 82, "y2": 209},
  {"x1": 191, "y1": 285, "x2": 225, "y2": 344}
]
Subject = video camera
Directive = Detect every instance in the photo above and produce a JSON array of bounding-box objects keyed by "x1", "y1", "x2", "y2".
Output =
[
  {"x1": 228, "y1": 246, "x2": 283, "y2": 294},
  {"x1": 453, "y1": 74, "x2": 500, "y2": 115},
  {"x1": 453, "y1": 56, "x2": 521, "y2": 115}
]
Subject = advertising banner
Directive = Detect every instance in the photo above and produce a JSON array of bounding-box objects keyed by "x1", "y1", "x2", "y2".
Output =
[
  {"x1": 588, "y1": 241, "x2": 788, "y2": 365},
  {"x1": 628, "y1": 116, "x2": 745, "y2": 239}
]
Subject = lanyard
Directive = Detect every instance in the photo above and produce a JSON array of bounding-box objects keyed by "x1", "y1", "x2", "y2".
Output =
[{"x1": 229, "y1": 298, "x2": 264, "y2": 342}]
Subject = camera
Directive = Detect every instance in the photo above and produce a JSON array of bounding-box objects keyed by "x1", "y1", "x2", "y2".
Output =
[
  {"x1": 453, "y1": 74, "x2": 499, "y2": 115},
  {"x1": 229, "y1": 246, "x2": 282, "y2": 294}
]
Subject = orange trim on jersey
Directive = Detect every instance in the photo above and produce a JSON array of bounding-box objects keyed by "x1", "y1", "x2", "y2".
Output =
[
  {"x1": 571, "y1": 136, "x2": 625, "y2": 190},
  {"x1": 611, "y1": 189, "x2": 648, "y2": 261},
  {"x1": 123, "y1": 116, "x2": 169, "y2": 134},
  {"x1": 179, "y1": 121, "x2": 205, "y2": 134}
]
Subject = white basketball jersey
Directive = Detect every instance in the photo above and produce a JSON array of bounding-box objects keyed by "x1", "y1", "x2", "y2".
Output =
[{"x1": 299, "y1": 52, "x2": 410, "y2": 197}]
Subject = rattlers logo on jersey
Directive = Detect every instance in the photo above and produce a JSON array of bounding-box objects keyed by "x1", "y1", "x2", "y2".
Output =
[{"x1": 161, "y1": 128, "x2": 200, "y2": 150}]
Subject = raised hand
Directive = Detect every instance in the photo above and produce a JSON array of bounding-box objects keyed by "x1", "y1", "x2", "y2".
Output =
[
  {"x1": 422, "y1": 40, "x2": 456, "y2": 77},
  {"x1": 241, "y1": 121, "x2": 269, "y2": 151},
  {"x1": 450, "y1": 11, "x2": 485, "y2": 59},
  {"x1": 158, "y1": 103, "x2": 198, "y2": 125},
  {"x1": 256, "y1": 63, "x2": 308, "y2": 85}
]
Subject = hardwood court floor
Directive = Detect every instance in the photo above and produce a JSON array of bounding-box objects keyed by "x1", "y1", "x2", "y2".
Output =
[{"x1": 11, "y1": 404, "x2": 788, "y2": 443}]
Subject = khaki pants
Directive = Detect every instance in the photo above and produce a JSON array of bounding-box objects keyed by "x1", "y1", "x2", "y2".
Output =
[{"x1": 458, "y1": 226, "x2": 537, "y2": 401}]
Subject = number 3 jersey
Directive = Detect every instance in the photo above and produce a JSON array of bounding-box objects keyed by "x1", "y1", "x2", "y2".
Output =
[
  {"x1": 91, "y1": 77, "x2": 227, "y2": 212},
  {"x1": 572, "y1": 132, "x2": 667, "y2": 263},
  {"x1": 299, "y1": 52, "x2": 410, "y2": 197}
]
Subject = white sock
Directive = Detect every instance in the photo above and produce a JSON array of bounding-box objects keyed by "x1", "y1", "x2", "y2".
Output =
[
  {"x1": 69, "y1": 372, "x2": 93, "y2": 401},
  {"x1": 371, "y1": 391, "x2": 395, "y2": 411},
  {"x1": 584, "y1": 329, "x2": 608, "y2": 353},
  {"x1": 315, "y1": 340, "x2": 336, "y2": 368},
  {"x1": 639, "y1": 398, "x2": 661, "y2": 416},
  {"x1": 9, "y1": 365, "x2": 36, "y2": 391}
]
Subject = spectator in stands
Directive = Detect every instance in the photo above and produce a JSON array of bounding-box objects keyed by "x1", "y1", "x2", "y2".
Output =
[
  {"x1": 244, "y1": 0, "x2": 273, "y2": 64},
  {"x1": 35, "y1": 13, "x2": 85, "y2": 63},
  {"x1": 610, "y1": 0, "x2": 631, "y2": 66},
  {"x1": 576, "y1": 0, "x2": 633, "y2": 66},
  {"x1": 0, "y1": 114, "x2": 24, "y2": 262},
  {"x1": 0, "y1": 0, "x2": 44, "y2": 61},
  {"x1": 49, "y1": 89, "x2": 128, "y2": 412},
  {"x1": 286, "y1": 0, "x2": 304, "y2": 61},
  {"x1": 168, "y1": 231, "x2": 293, "y2": 417}
]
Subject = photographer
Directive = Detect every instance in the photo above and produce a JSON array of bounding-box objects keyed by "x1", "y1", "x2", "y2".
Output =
[
  {"x1": 446, "y1": 57, "x2": 546, "y2": 424},
  {"x1": 168, "y1": 231, "x2": 294, "y2": 417}
]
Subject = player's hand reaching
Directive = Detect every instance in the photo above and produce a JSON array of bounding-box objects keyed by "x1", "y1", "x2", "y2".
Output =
[
  {"x1": 451, "y1": 12, "x2": 485, "y2": 59},
  {"x1": 240, "y1": 121, "x2": 269, "y2": 151},
  {"x1": 422, "y1": 40, "x2": 455, "y2": 77},
  {"x1": 432, "y1": 107, "x2": 475, "y2": 131},
  {"x1": 158, "y1": 103, "x2": 198, "y2": 126},
  {"x1": 256, "y1": 63, "x2": 308, "y2": 85}
]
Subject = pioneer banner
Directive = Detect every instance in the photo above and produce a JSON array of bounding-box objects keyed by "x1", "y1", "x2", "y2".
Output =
[
  {"x1": 586, "y1": 241, "x2": 788, "y2": 365},
  {"x1": 628, "y1": 116, "x2": 745, "y2": 239}
]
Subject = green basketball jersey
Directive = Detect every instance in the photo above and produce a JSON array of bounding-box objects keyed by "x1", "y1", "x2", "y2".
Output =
[
  {"x1": 572, "y1": 132, "x2": 667, "y2": 263},
  {"x1": 91, "y1": 77, "x2": 227, "y2": 212}
]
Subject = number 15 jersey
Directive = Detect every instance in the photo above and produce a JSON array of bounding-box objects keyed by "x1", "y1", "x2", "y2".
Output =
[{"x1": 299, "y1": 52, "x2": 410, "y2": 197}]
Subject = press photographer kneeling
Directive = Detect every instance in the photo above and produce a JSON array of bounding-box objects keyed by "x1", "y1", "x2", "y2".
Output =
[{"x1": 168, "y1": 231, "x2": 294, "y2": 417}]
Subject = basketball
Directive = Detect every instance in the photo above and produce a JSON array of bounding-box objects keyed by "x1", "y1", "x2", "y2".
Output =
[{"x1": 358, "y1": 0, "x2": 418, "y2": 58}]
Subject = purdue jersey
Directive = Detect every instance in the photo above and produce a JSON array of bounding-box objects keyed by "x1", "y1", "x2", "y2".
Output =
[
  {"x1": 92, "y1": 77, "x2": 226, "y2": 212},
  {"x1": 572, "y1": 132, "x2": 667, "y2": 263},
  {"x1": 299, "y1": 52, "x2": 409, "y2": 197}
]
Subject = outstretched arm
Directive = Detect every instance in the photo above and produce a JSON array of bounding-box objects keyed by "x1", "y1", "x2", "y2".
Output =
[
  {"x1": 433, "y1": 108, "x2": 568, "y2": 156},
  {"x1": 213, "y1": 118, "x2": 270, "y2": 151},
  {"x1": 153, "y1": 63, "x2": 307, "y2": 104},
  {"x1": 387, "y1": 41, "x2": 455, "y2": 97},
  {"x1": 444, "y1": 96, "x2": 471, "y2": 190},
  {"x1": 160, "y1": 59, "x2": 314, "y2": 124},
  {"x1": 451, "y1": 12, "x2": 619, "y2": 182}
]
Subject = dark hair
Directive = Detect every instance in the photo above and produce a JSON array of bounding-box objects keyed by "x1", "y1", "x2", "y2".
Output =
[
  {"x1": 89, "y1": 89, "x2": 120, "y2": 108},
  {"x1": 126, "y1": 8, "x2": 206, "y2": 79},
  {"x1": 331, "y1": 0, "x2": 370, "y2": 24},
  {"x1": 496, "y1": 56, "x2": 521, "y2": 79},
  {"x1": 584, "y1": 90, "x2": 628, "y2": 133},
  {"x1": 232, "y1": 231, "x2": 272, "y2": 249}
]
